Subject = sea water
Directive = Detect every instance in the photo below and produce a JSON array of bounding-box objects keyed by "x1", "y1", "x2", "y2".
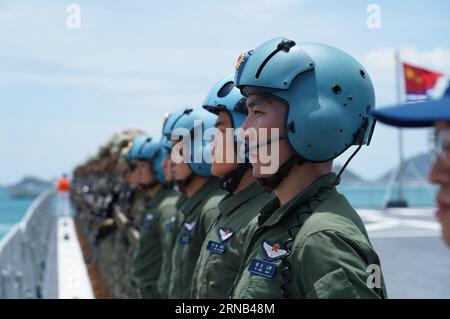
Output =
[{"x1": 0, "y1": 189, "x2": 34, "y2": 240}]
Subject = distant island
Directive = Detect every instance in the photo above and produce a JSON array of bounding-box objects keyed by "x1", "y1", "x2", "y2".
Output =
[
  {"x1": 377, "y1": 153, "x2": 430, "y2": 183},
  {"x1": 6, "y1": 177, "x2": 52, "y2": 199},
  {"x1": 334, "y1": 152, "x2": 430, "y2": 184},
  {"x1": 333, "y1": 165, "x2": 364, "y2": 183}
]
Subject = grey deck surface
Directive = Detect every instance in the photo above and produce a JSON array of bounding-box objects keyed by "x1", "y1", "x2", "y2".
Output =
[{"x1": 359, "y1": 208, "x2": 450, "y2": 298}]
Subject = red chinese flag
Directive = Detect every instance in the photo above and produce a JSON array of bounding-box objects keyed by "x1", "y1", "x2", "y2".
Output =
[{"x1": 403, "y1": 63, "x2": 443, "y2": 95}]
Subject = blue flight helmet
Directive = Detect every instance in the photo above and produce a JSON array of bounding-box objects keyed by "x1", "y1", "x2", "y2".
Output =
[
  {"x1": 135, "y1": 137, "x2": 167, "y2": 184},
  {"x1": 128, "y1": 135, "x2": 149, "y2": 160},
  {"x1": 202, "y1": 76, "x2": 251, "y2": 191},
  {"x1": 160, "y1": 135, "x2": 172, "y2": 152},
  {"x1": 202, "y1": 75, "x2": 247, "y2": 130},
  {"x1": 162, "y1": 108, "x2": 190, "y2": 139},
  {"x1": 163, "y1": 107, "x2": 217, "y2": 177},
  {"x1": 235, "y1": 37, "x2": 376, "y2": 163},
  {"x1": 202, "y1": 75, "x2": 248, "y2": 164}
]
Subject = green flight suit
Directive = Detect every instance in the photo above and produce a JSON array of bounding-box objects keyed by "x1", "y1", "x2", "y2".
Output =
[
  {"x1": 129, "y1": 191, "x2": 149, "y2": 228},
  {"x1": 95, "y1": 173, "x2": 115, "y2": 290},
  {"x1": 230, "y1": 173, "x2": 388, "y2": 299},
  {"x1": 191, "y1": 182, "x2": 273, "y2": 298},
  {"x1": 156, "y1": 192, "x2": 187, "y2": 299},
  {"x1": 132, "y1": 187, "x2": 178, "y2": 298},
  {"x1": 124, "y1": 190, "x2": 149, "y2": 298},
  {"x1": 168, "y1": 178, "x2": 226, "y2": 299}
]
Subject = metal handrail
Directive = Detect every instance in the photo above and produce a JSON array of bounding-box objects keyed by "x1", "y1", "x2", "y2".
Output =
[{"x1": 0, "y1": 189, "x2": 54, "y2": 298}]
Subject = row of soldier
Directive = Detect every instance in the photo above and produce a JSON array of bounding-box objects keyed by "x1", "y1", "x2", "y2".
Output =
[{"x1": 71, "y1": 37, "x2": 393, "y2": 299}]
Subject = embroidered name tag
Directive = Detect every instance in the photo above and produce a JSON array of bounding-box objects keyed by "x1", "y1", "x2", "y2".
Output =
[
  {"x1": 206, "y1": 240, "x2": 227, "y2": 254},
  {"x1": 180, "y1": 234, "x2": 191, "y2": 243},
  {"x1": 248, "y1": 258, "x2": 277, "y2": 279}
]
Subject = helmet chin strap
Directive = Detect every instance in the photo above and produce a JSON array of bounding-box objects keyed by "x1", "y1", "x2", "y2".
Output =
[
  {"x1": 220, "y1": 163, "x2": 251, "y2": 193},
  {"x1": 164, "y1": 180, "x2": 175, "y2": 189},
  {"x1": 175, "y1": 172, "x2": 196, "y2": 189},
  {"x1": 139, "y1": 180, "x2": 160, "y2": 191},
  {"x1": 256, "y1": 155, "x2": 306, "y2": 193},
  {"x1": 256, "y1": 119, "x2": 368, "y2": 193},
  {"x1": 247, "y1": 134, "x2": 304, "y2": 193}
]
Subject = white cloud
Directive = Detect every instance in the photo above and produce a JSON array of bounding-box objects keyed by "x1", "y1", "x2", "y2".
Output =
[{"x1": 401, "y1": 47, "x2": 450, "y2": 71}]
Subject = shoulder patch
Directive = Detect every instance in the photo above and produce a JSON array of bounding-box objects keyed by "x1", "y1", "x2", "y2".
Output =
[
  {"x1": 184, "y1": 219, "x2": 197, "y2": 232},
  {"x1": 218, "y1": 227, "x2": 234, "y2": 242}
]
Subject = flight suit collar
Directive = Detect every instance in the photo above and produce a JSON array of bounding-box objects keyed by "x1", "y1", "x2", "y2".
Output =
[
  {"x1": 218, "y1": 182, "x2": 264, "y2": 217},
  {"x1": 175, "y1": 192, "x2": 188, "y2": 210},
  {"x1": 147, "y1": 187, "x2": 169, "y2": 209},
  {"x1": 180, "y1": 177, "x2": 220, "y2": 218},
  {"x1": 258, "y1": 173, "x2": 339, "y2": 227}
]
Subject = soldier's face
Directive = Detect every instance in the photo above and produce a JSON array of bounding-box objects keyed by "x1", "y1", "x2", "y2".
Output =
[
  {"x1": 162, "y1": 154, "x2": 174, "y2": 182},
  {"x1": 170, "y1": 140, "x2": 193, "y2": 180},
  {"x1": 116, "y1": 161, "x2": 127, "y2": 175},
  {"x1": 241, "y1": 94, "x2": 295, "y2": 178},
  {"x1": 136, "y1": 160, "x2": 156, "y2": 185},
  {"x1": 211, "y1": 111, "x2": 239, "y2": 177},
  {"x1": 127, "y1": 165, "x2": 140, "y2": 189},
  {"x1": 100, "y1": 157, "x2": 110, "y2": 170},
  {"x1": 429, "y1": 121, "x2": 450, "y2": 246},
  {"x1": 108, "y1": 156, "x2": 118, "y2": 171}
]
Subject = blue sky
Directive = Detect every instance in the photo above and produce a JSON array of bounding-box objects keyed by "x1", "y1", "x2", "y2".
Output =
[{"x1": 0, "y1": 0, "x2": 449, "y2": 184}]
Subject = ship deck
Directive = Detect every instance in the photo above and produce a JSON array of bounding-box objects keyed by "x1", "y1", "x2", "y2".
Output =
[{"x1": 359, "y1": 207, "x2": 450, "y2": 298}]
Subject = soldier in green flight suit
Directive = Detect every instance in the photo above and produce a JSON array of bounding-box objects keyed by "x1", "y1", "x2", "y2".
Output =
[
  {"x1": 156, "y1": 132, "x2": 188, "y2": 298},
  {"x1": 131, "y1": 136, "x2": 179, "y2": 298},
  {"x1": 122, "y1": 135, "x2": 150, "y2": 298},
  {"x1": 228, "y1": 38, "x2": 388, "y2": 299},
  {"x1": 95, "y1": 142, "x2": 117, "y2": 288},
  {"x1": 164, "y1": 107, "x2": 227, "y2": 299},
  {"x1": 109, "y1": 129, "x2": 144, "y2": 298},
  {"x1": 191, "y1": 75, "x2": 274, "y2": 298}
]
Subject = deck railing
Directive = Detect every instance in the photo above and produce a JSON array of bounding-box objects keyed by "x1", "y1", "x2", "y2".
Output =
[{"x1": 0, "y1": 190, "x2": 93, "y2": 299}]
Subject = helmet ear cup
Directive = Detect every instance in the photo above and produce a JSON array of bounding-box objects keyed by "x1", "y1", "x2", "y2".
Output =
[
  {"x1": 283, "y1": 70, "x2": 359, "y2": 162},
  {"x1": 283, "y1": 65, "x2": 374, "y2": 162}
]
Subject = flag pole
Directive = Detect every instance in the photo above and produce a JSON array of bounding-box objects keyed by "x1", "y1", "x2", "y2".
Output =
[{"x1": 388, "y1": 50, "x2": 408, "y2": 208}]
